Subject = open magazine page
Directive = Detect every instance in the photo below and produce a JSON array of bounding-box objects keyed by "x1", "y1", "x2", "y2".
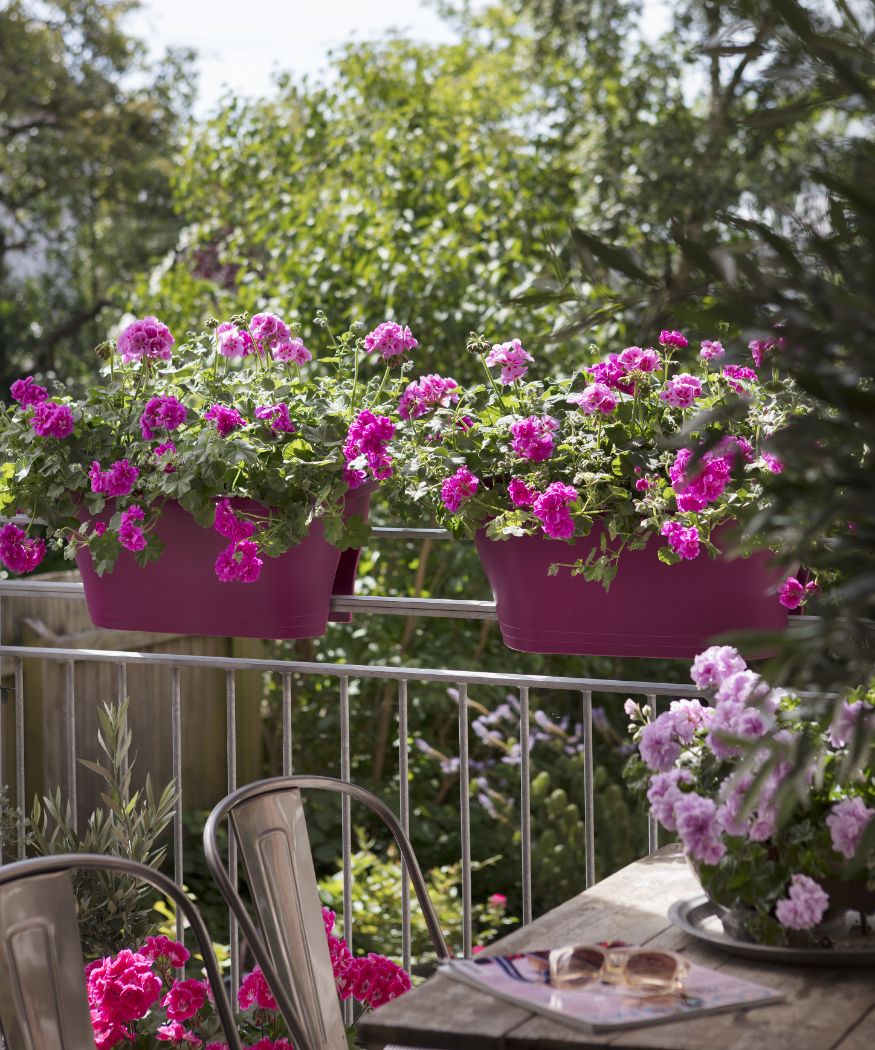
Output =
[{"x1": 439, "y1": 953, "x2": 784, "y2": 1033}]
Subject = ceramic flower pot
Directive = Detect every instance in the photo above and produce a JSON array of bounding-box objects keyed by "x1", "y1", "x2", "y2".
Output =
[
  {"x1": 688, "y1": 855, "x2": 875, "y2": 945},
  {"x1": 75, "y1": 487, "x2": 372, "y2": 639},
  {"x1": 473, "y1": 523, "x2": 787, "y2": 658}
]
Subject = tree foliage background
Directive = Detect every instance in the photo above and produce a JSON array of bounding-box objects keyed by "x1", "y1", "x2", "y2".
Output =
[{"x1": 2, "y1": 0, "x2": 872, "y2": 927}]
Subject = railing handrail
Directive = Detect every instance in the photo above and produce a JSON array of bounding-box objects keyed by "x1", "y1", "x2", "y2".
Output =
[{"x1": 0, "y1": 642, "x2": 701, "y2": 696}]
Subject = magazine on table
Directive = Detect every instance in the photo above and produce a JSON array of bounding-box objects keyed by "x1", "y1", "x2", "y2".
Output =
[{"x1": 438, "y1": 948, "x2": 784, "y2": 1034}]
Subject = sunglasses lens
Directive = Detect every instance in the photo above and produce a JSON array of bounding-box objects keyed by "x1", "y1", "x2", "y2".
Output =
[
  {"x1": 549, "y1": 946, "x2": 604, "y2": 985},
  {"x1": 624, "y1": 952, "x2": 678, "y2": 989},
  {"x1": 567, "y1": 947, "x2": 605, "y2": 977}
]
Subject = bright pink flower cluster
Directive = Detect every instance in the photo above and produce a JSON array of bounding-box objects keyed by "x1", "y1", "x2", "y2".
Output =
[
  {"x1": 616, "y1": 345, "x2": 661, "y2": 374},
  {"x1": 30, "y1": 400, "x2": 74, "y2": 438},
  {"x1": 215, "y1": 540, "x2": 263, "y2": 583},
  {"x1": 249, "y1": 312, "x2": 290, "y2": 351},
  {"x1": 216, "y1": 322, "x2": 253, "y2": 358},
  {"x1": 485, "y1": 339, "x2": 533, "y2": 384},
  {"x1": 568, "y1": 382, "x2": 618, "y2": 415},
  {"x1": 254, "y1": 403, "x2": 296, "y2": 433},
  {"x1": 118, "y1": 317, "x2": 175, "y2": 364},
  {"x1": 659, "y1": 373, "x2": 702, "y2": 409},
  {"x1": 273, "y1": 337, "x2": 312, "y2": 364},
  {"x1": 10, "y1": 376, "x2": 48, "y2": 407},
  {"x1": 0, "y1": 522, "x2": 46, "y2": 574},
  {"x1": 660, "y1": 520, "x2": 700, "y2": 560},
  {"x1": 510, "y1": 415, "x2": 557, "y2": 462},
  {"x1": 586, "y1": 346, "x2": 660, "y2": 395},
  {"x1": 323, "y1": 907, "x2": 410, "y2": 1009},
  {"x1": 237, "y1": 966, "x2": 277, "y2": 1010},
  {"x1": 162, "y1": 979, "x2": 207, "y2": 1022},
  {"x1": 343, "y1": 410, "x2": 395, "y2": 488},
  {"x1": 778, "y1": 575, "x2": 818, "y2": 610},
  {"x1": 668, "y1": 447, "x2": 732, "y2": 512},
  {"x1": 205, "y1": 404, "x2": 246, "y2": 437},
  {"x1": 699, "y1": 340, "x2": 724, "y2": 360},
  {"x1": 156, "y1": 1020, "x2": 201, "y2": 1045},
  {"x1": 774, "y1": 874, "x2": 829, "y2": 930},
  {"x1": 508, "y1": 477, "x2": 537, "y2": 507},
  {"x1": 748, "y1": 335, "x2": 784, "y2": 368},
  {"x1": 659, "y1": 330, "x2": 688, "y2": 348},
  {"x1": 441, "y1": 466, "x2": 479, "y2": 512},
  {"x1": 140, "y1": 936, "x2": 190, "y2": 968},
  {"x1": 214, "y1": 499, "x2": 257, "y2": 541},
  {"x1": 364, "y1": 321, "x2": 418, "y2": 360},
  {"x1": 399, "y1": 374, "x2": 459, "y2": 420},
  {"x1": 213, "y1": 501, "x2": 262, "y2": 583},
  {"x1": 140, "y1": 395, "x2": 187, "y2": 440},
  {"x1": 722, "y1": 364, "x2": 758, "y2": 393},
  {"x1": 337, "y1": 952, "x2": 412, "y2": 1008},
  {"x1": 89, "y1": 459, "x2": 139, "y2": 498},
  {"x1": 86, "y1": 949, "x2": 163, "y2": 1049},
  {"x1": 532, "y1": 481, "x2": 578, "y2": 539},
  {"x1": 155, "y1": 440, "x2": 177, "y2": 471},
  {"x1": 118, "y1": 505, "x2": 146, "y2": 552}
]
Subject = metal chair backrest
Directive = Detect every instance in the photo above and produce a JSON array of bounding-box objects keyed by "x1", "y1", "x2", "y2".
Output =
[
  {"x1": 0, "y1": 854, "x2": 243, "y2": 1050},
  {"x1": 204, "y1": 775, "x2": 450, "y2": 1050}
]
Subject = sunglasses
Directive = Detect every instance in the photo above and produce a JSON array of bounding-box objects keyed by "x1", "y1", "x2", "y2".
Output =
[{"x1": 525, "y1": 945, "x2": 690, "y2": 995}]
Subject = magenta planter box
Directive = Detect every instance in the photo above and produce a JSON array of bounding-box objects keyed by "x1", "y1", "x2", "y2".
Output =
[
  {"x1": 474, "y1": 526, "x2": 787, "y2": 659},
  {"x1": 76, "y1": 488, "x2": 371, "y2": 639}
]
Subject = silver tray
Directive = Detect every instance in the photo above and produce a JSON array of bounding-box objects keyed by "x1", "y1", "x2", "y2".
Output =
[{"x1": 668, "y1": 895, "x2": 875, "y2": 967}]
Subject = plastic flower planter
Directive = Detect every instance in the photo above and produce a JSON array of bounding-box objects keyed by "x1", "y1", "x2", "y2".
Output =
[
  {"x1": 75, "y1": 487, "x2": 372, "y2": 639},
  {"x1": 474, "y1": 524, "x2": 787, "y2": 658}
]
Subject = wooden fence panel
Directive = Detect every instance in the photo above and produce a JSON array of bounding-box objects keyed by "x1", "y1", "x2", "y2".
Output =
[{"x1": 1, "y1": 572, "x2": 265, "y2": 825}]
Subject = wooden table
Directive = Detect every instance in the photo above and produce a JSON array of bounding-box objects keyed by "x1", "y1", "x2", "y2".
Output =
[{"x1": 358, "y1": 844, "x2": 875, "y2": 1050}]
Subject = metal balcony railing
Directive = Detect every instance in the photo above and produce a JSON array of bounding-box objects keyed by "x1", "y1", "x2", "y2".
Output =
[{"x1": 0, "y1": 528, "x2": 706, "y2": 994}]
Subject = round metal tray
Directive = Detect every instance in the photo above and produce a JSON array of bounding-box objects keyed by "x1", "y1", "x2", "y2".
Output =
[{"x1": 668, "y1": 895, "x2": 875, "y2": 967}]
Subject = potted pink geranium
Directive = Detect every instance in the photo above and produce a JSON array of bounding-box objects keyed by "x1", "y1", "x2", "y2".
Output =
[
  {"x1": 385, "y1": 329, "x2": 807, "y2": 657},
  {"x1": 0, "y1": 312, "x2": 415, "y2": 638},
  {"x1": 624, "y1": 645, "x2": 875, "y2": 945}
]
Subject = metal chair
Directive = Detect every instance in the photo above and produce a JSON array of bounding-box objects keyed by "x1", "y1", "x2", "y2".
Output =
[
  {"x1": 203, "y1": 775, "x2": 451, "y2": 1050},
  {"x1": 0, "y1": 853, "x2": 242, "y2": 1050}
]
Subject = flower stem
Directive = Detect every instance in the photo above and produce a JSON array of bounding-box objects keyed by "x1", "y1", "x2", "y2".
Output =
[{"x1": 479, "y1": 354, "x2": 506, "y2": 410}]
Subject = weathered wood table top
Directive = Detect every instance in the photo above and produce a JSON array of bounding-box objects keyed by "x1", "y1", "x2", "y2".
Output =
[{"x1": 358, "y1": 844, "x2": 875, "y2": 1050}]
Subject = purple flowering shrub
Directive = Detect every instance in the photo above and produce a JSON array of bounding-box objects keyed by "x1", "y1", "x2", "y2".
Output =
[
  {"x1": 0, "y1": 311, "x2": 419, "y2": 582},
  {"x1": 384, "y1": 329, "x2": 804, "y2": 589},
  {"x1": 623, "y1": 646, "x2": 875, "y2": 945},
  {"x1": 85, "y1": 915, "x2": 408, "y2": 1050},
  {"x1": 414, "y1": 689, "x2": 644, "y2": 914}
]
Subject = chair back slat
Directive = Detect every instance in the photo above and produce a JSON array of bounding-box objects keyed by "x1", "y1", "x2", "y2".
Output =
[
  {"x1": 231, "y1": 789, "x2": 347, "y2": 1050},
  {"x1": 0, "y1": 871, "x2": 96, "y2": 1050}
]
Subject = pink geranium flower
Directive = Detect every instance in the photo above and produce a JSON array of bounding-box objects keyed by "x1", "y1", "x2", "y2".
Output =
[{"x1": 485, "y1": 339, "x2": 533, "y2": 384}]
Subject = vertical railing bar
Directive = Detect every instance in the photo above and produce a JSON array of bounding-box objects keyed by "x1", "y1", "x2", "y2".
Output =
[
  {"x1": 282, "y1": 672, "x2": 293, "y2": 777},
  {"x1": 340, "y1": 675, "x2": 353, "y2": 1025},
  {"x1": 398, "y1": 679, "x2": 411, "y2": 973},
  {"x1": 170, "y1": 666, "x2": 184, "y2": 974},
  {"x1": 646, "y1": 693, "x2": 659, "y2": 854},
  {"x1": 226, "y1": 670, "x2": 239, "y2": 997},
  {"x1": 458, "y1": 682, "x2": 472, "y2": 958},
  {"x1": 64, "y1": 660, "x2": 77, "y2": 832},
  {"x1": 14, "y1": 659, "x2": 25, "y2": 857},
  {"x1": 519, "y1": 686, "x2": 532, "y2": 925},
  {"x1": 117, "y1": 663, "x2": 129, "y2": 797},
  {"x1": 582, "y1": 689, "x2": 595, "y2": 888}
]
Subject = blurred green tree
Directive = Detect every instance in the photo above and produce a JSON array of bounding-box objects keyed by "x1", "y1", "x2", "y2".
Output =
[
  {"x1": 141, "y1": 29, "x2": 578, "y2": 374},
  {"x1": 0, "y1": 0, "x2": 195, "y2": 384}
]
